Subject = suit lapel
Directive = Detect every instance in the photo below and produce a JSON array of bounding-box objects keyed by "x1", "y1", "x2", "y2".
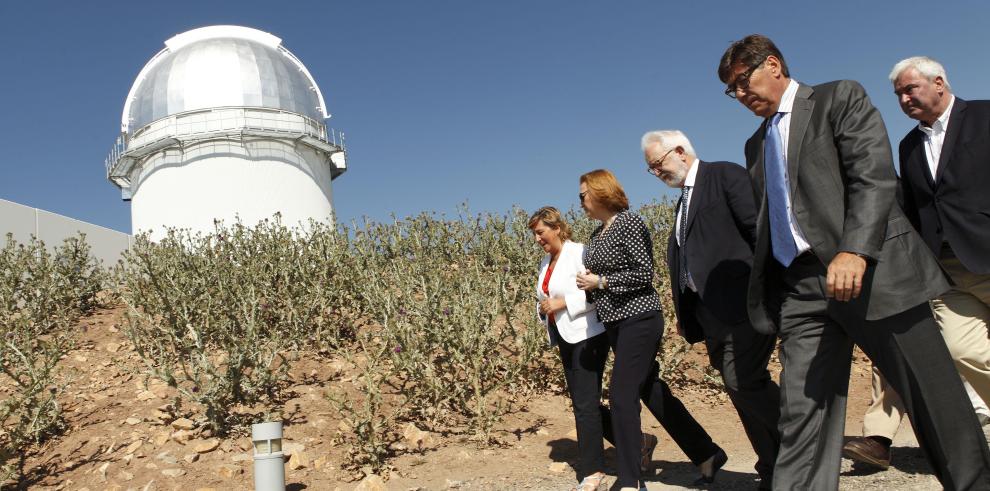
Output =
[
  {"x1": 684, "y1": 161, "x2": 707, "y2": 236},
  {"x1": 786, "y1": 84, "x2": 815, "y2": 196},
  {"x1": 934, "y1": 98, "x2": 967, "y2": 186},
  {"x1": 906, "y1": 130, "x2": 935, "y2": 189}
]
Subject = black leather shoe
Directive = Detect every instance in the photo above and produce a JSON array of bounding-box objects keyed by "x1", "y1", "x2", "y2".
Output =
[{"x1": 693, "y1": 447, "x2": 728, "y2": 486}]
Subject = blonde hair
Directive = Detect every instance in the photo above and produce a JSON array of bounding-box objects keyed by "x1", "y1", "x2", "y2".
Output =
[
  {"x1": 528, "y1": 206, "x2": 572, "y2": 241},
  {"x1": 579, "y1": 169, "x2": 629, "y2": 213}
]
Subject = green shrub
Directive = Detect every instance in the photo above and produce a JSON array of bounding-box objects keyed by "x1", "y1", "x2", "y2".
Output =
[{"x1": 0, "y1": 234, "x2": 105, "y2": 483}]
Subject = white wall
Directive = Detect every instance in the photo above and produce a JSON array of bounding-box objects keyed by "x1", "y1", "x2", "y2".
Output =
[
  {"x1": 129, "y1": 139, "x2": 334, "y2": 241},
  {"x1": 0, "y1": 198, "x2": 132, "y2": 268}
]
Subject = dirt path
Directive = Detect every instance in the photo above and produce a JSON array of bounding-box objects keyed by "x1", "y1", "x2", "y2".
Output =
[{"x1": 12, "y1": 308, "x2": 984, "y2": 490}]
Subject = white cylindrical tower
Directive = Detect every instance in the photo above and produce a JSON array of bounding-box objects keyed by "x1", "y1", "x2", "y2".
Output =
[{"x1": 105, "y1": 25, "x2": 347, "y2": 240}]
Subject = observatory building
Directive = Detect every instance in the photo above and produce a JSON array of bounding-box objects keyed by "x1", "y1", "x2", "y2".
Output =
[{"x1": 105, "y1": 25, "x2": 346, "y2": 240}]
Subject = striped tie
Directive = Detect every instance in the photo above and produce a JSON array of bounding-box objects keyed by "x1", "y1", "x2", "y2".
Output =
[{"x1": 678, "y1": 186, "x2": 691, "y2": 291}]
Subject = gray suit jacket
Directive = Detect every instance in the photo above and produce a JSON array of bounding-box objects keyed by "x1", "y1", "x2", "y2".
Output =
[{"x1": 743, "y1": 80, "x2": 949, "y2": 334}]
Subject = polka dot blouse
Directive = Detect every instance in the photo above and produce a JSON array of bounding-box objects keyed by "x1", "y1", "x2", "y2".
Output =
[{"x1": 583, "y1": 210, "x2": 662, "y2": 324}]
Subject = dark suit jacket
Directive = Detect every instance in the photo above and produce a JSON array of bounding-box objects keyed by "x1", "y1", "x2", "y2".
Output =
[
  {"x1": 666, "y1": 161, "x2": 757, "y2": 343},
  {"x1": 743, "y1": 81, "x2": 949, "y2": 334},
  {"x1": 898, "y1": 98, "x2": 990, "y2": 274}
]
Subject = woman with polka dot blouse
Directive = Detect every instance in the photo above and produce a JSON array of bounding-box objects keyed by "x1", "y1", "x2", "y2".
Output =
[{"x1": 576, "y1": 169, "x2": 726, "y2": 491}]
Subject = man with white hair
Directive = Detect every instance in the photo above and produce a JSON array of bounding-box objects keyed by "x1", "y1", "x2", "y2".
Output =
[
  {"x1": 843, "y1": 56, "x2": 990, "y2": 470},
  {"x1": 643, "y1": 130, "x2": 781, "y2": 489}
]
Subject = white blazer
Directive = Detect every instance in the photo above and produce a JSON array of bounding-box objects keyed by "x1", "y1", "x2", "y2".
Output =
[{"x1": 535, "y1": 240, "x2": 606, "y2": 345}]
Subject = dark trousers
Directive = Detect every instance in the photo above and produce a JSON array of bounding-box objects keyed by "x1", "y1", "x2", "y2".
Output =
[
  {"x1": 693, "y1": 298, "x2": 781, "y2": 482},
  {"x1": 605, "y1": 310, "x2": 719, "y2": 488},
  {"x1": 773, "y1": 253, "x2": 990, "y2": 491},
  {"x1": 552, "y1": 322, "x2": 615, "y2": 479}
]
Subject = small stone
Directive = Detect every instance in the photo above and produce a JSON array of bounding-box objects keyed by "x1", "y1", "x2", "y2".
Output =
[
  {"x1": 141, "y1": 480, "x2": 156, "y2": 491},
  {"x1": 155, "y1": 452, "x2": 178, "y2": 465},
  {"x1": 231, "y1": 454, "x2": 252, "y2": 463},
  {"x1": 282, "y1": 441, "x2": 305, "y2": 457},
  {"x1": 184, "y1": 453, "x2": 200, "y2": 464},
  {"x1": 313, "y1": 454, "x2": 330, "y2": 470},
  {"x1": 444, "y1": 480, "x2": 464, "y2": 490},
  {"x1": 161, "y1": 468, "x2": 185, "y2": 478},
  {"x1": 194, "y1": 439, "x2": 220, "y2": 454},
  {"x1": 171, "y1": 430, "x2": 193, "y2": 444},
  {"x1": 170, "y1": 418, "x2": 196, "y2": 430},
  {"x1": 106, "y1": 342, "x2": 121, "y2": 353},
  {"x1": 536, "y1": 428, "x2": 549, "y2": 436},
  {"x1": 548, "y1": 462, "x2": 569, "y2": 473},
  {"x1": 401, "y1": 423, "x2": 437, "y2": 451},
  {"x1": 74, "y1": 355, "x2": 89, "y2": 362},
  {"x1": 118, "y1": 470, "x2": 135, "y2": 481},
  {"x1": 217, "y1": 464, "x2": 242, "y2": 479},
  {"x1": 97, "y1": 462, "x2": 110, "y2": 482},
  {"x1": 152, "y1": 431, "x2": 170, "y2": 446},
  {"x1": 124, "y1": 440, "x2": 144, "y2": 455},
  {"x1": 125, "y1": 417, "x2": 142, "y2": 425},
  {"x1": 287, "y1": 451, "x2": 307, "y2": 470},
  {"x1": 354, "y1": 475, "x2": 387, "y2": 491},
  {"x1": 137, "y1": 390, "x2": 157, "y2": 401}
]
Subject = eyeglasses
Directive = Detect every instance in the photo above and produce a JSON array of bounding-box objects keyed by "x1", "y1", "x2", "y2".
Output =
[
  {"x1": 579, "y1": 192, "x2": 588, "y2": 202},
  {"x1": 646, "y1": 149, "x2": 675, "y2": 176},
  {"x1": 724, "y1": 59, "x2": 766, "y2": 99}
]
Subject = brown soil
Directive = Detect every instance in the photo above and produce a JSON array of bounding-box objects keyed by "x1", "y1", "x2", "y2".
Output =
[{"x1": 7, "y1": 306, "x2": 976, "y2": 490}]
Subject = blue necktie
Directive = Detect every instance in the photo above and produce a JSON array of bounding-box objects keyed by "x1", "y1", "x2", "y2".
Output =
[{"x1": 765, "y1": 113, "x2": 799, "y2": 267}]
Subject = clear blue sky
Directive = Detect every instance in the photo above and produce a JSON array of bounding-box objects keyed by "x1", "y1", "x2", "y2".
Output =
[{"x1": 2, "y1": 1, "x2": 988, "y2": 233}]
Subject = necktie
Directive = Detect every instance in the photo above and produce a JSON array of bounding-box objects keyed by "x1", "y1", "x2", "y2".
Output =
[
  {"x1": 678, "y1": 186, "x2": 692, "y2": 291},
  {"x1": 765, "y1": 113, "x2": 799, "y2": 267}
]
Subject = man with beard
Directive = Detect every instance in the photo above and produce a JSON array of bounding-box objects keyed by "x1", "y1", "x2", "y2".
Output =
[{"x1": 644, "y1": 129, "x2": 781, "y2": 490}]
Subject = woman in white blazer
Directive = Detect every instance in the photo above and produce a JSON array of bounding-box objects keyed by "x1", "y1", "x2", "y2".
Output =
[{"x1": 530, "y1": 206, "x2": 617, "y2": 491}]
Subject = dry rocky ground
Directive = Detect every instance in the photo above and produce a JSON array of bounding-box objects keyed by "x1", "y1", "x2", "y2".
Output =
[{"x1": 7, "y1": 305, "x2": 986, "y2": 491}]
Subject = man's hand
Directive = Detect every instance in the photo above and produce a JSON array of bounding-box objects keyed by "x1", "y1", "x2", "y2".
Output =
[
  {"x1": 576, "y1": 271, "x2": 600, "y2": 291},
  {"x1": 826, "y1": 252, "x2": 867, "y2": 302},
  {"x1": 538, "y1": 297, "x2": 566, "y2": 316}
]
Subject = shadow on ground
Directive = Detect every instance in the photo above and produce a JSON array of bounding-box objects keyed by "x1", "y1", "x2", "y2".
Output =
[{"x1": 548, "y1": 438, "x2": 764, "y2": 489}]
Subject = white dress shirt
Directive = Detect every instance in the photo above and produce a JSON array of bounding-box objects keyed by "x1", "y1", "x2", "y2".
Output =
[
  {"x1": 919, "y1": 95, "x2": 955, "y2": 180},
  {"x1": 769, "y1": 79, "x2": 812, "y2": 256},
  {"x1": 675, "y1": 159, "x2": 701, "y2": 291}
]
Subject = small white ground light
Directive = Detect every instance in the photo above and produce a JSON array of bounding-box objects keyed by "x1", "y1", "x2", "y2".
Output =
[{"x1": 252, "y1": 421, "x2": 285, "y2": 491}]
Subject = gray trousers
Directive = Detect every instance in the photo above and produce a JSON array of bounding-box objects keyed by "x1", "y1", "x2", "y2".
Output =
[{"x1": 773, "y1": 253, "x2": 990, "y2": 491}]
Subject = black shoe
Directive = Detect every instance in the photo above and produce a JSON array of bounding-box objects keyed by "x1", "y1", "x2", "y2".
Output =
[{"x1": 693, "y1": 447, "x2": 728, "y2": 486}]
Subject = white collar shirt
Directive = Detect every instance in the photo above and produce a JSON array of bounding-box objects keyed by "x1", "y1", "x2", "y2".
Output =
[
  {"x1": 767, "y1": 79, "x2": 812, "y2": 256},
  {"x1": 918, "y1": 95, "x2": 955, "y2": 179},
  {"x1": 675, "y1": 158, "x2": 701, "y2": 291}
]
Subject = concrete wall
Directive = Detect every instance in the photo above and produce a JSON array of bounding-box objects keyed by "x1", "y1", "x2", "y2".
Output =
[{"x1": 1, "y1": 198, "x2": 131, "y2": 268}]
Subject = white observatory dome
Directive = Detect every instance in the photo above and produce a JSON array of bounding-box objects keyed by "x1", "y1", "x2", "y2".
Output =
[
  {"x1": 122, "y1": 25, "x2": 328, "y2": 133},
  {"x1": 105, "y1": 25, "x2": 347, "y2": 240}
]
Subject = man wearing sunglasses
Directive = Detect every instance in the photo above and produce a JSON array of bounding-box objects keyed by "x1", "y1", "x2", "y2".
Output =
[{"x1": 717, "y1": 34, "x2": 990, "y2": 490}]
